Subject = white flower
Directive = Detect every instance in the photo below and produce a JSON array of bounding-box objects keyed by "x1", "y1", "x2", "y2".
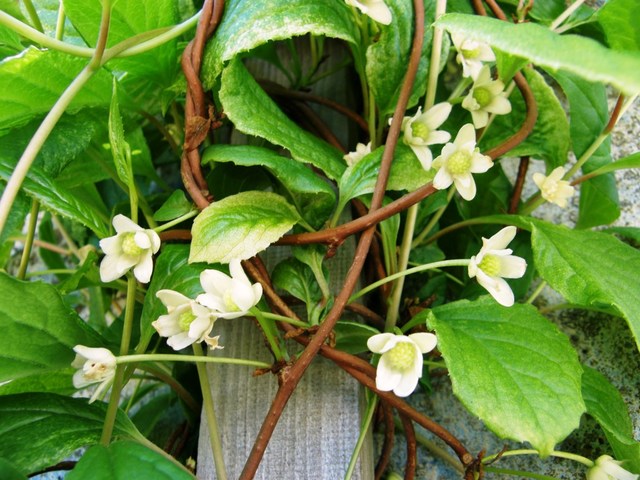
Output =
[
  {"x1": 346, "y1": 0, "x2": 392, "y2": 25},
  {"x1": 197, "y1": 259, "x2": 263, "y2": 319},
  {"x1": 71, "y1": 345, "x2": 116, "y2": 403},
  {"x1": 432, "y1": 124, "x2": 493, "y2": 200},
  {"x1": 468, "y1": 226, "x2": 527, "y2": 307},
  {"x1": 587, "y1": 455, "x2": 638, "y2": 480},
  {"x1": 398, "y1": 103, "x2": 452, "y2": 171},
  {"x1": 533, "y1": 167, "x2": 576, "y2": 208},
  {"x1": 451, "y1": 33, "x2": 496, "y2": 80},
  {"x1": 344, "y1": 142, "x2": 372, "y2": 167},
  {"x1": 462, "y1": 66, "x2": 512, "y2": 128},
  {"x1": 367, "y1": 332, "x2": 438, "y2": 397},
  {"x1": 152, "y1": 290, "x2": 220, "y2": 351},
  {"x1": 99, "y1": 214, "x2": 161, "y2": 283}
]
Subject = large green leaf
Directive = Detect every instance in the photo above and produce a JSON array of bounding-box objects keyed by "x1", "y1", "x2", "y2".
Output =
[
  {"x1": 0, "y1": 47, "x2": 112, "y2": 130},
  {"x1": 428, "y1": 298, "x2": 585, "y2": 455},
  {"x1": 63, "y1": 0, "x2": 179, "y2": 103},
  {"x1": 0, "y1": 393, "x2": 142, "y2": 473},
  {"x1": 596, "y1": 0, "x2": 640, "y2": 52},
  {"x1": 0, "y1": 369, "x2": 75, "y2": 396},
  {"x1": 480, "y1": 67, "x2": 569, "y2": 169},
  {"x1": 551, "y1": 71, "x2": 618, "y2": 228},
  {"x1": 436, "y1": 13, "x2": 640, "y2": 94},
  {"x1": 201, "y1": 0, "x2": 357, "y2": 86},
  {"x1": 366, "y1": 0, "x2": 433, "y2": 115},
  {"x1": 582, "y1": 366, "x2": 640, "y2": 473},
  {"x1": 202, "y1": 144, "x2": 336, "y2": 227},
  {"x1": 0, "y1": 458, "x2": 26, "y2": 480},
  {"x1": 190, "y1": 191, "x2": 301, "y2": 264},
  {"x1": 337, "y1": 144, "x2": 432, "y2": 213},
  {"x1": 529, "y1": 220, "x2": 640, "y2": 351},
  {"x1": 0, "y1": 273, "x2": 102, "y2": 383},
  {"x1": 139, "y1": 245, "x2": 208, "y2": 345},
  {"x1": 219, "y1": 60, "x2": 345, "y2": 180},
  {"x1": 66, "y1": 441, "x2": 194, "y2": 480}
]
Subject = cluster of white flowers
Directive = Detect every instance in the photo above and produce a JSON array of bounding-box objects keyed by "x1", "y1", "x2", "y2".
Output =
[
  {"x1": 451, "y1": 33, "x2": 496, "y2": 81},
  {"x1": 343, "y1": 142, "x2": 372, "y2": 167},
  {"x1": 71, "y1": 346, "x2": 117, "y2": 403},
  {"x1": 533, "y1": 166, "x2": 576, "y2": 208},
  {"x1": 461, "y1": 66, "x2": 512, "y2": 128},
  {"x1": 398, "y1": 103, "x2": 452, "y2": 171}
]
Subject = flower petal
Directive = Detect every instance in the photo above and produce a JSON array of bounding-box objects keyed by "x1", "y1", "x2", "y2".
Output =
[
  {"x1": 393, "y1": 370, "x2": 420, "y2": 397},
  {"x1": 367, "y1": 333, "x2": 395, "y2": 353},
  {"x1": 477, "y1": 271, "x2": 515, "y2": 307},
  {"x1": 197, "y1": 293, "x2": 226, "y2": 312},
  {"x1": 167, "y1": 332, "x2": 195, "y2": 351},
  {"x1": 454, "y1": 174, "x2": 477, "y2": 200},
  {"x1": 455, "y1": 124, "x2": 476, "y2": 146},
  {"x1": 427, "y1": 130, "x2": 451, "y2": 146},
  {"x1": 469, "y1": 152, "x2": 493, "y2": 173},
  {"x1": 498, "y1": 255, "x2": 527, "y2": 279},
  {"x1": 156, "y1": 289, "x2": 191, "y2": 308},
  {"x1": 99, "y1": 235, "x2": 121, "y2": 255},
  {"x1": 487, "y1": 96, "x2": 512, "y2": 115},
  {"x1": 112, "y1": 214, "x2": 141, "y2": 234},
  {"x1": 424, "y1": 102, "x2": 452, "y2": 129},
  {"x1": 485, "y1": 226, "x2": 517, "y2": 250},
  {"x1": 408, "y1": 332, "x2": 438, "y2": 353},
  {"x1": 100, "y1": 255, "x2": 126, "y2": 283},
  {"x1": 132, "y1": 251, "x2": 154, "y2": 283},
  {"x1": 411, "y1": 145, "x2": 433, "y2": 171},
  {"x1": 134, "y1": 231, "x2": 151, "y2": 249},
  {"x1": 200, "y1": 269, "x2": 232, "y2": 297},
  {"x1": 433, "y1": 167, "x2": 453, "y2": 190},
  {"x1": 375, "y1": 356, "x2": 402, "y2": 392}
]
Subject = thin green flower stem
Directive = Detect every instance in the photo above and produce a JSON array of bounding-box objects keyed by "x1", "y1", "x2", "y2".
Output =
[
  {"x1": 153, "y1": 209, "x2": 198, "y2": 233},
  {"x1": 424, "y1": 0, "x2": 447, "y2": 110},
  {"x1": 539, "y1": 303, "x2": 623, "y2": 317},
  {"x1": 255, "y1": 310, "x2": 310, "y2": 328},
  {"x1": 251, "y1": 308, "x2": 288, "y2": 362},
  {"x1": 412, "y1": 187, "x2": 455, "y2": 248},
  {"x1": 483, "y1": 467, "x2": 561, "y2": 480},
  {"x1": 526, "y1": 280, "x2": 547, "y2": 304},
  {"x1": 482, "y1": 449, "x2": 594, "y2": 467},
  {"x1": 385, "y1": 203, "x2": 419, "y2": 331},
  {"x1": 55, "y1": 2, "x2": 65, "y2": 40},
  {"x1": 22, "y1": 0, "x2": 44, "y2": 32},
  {"x1": 101, "y1": 271, "x2": 136, "y2": 446},
  {"x1": 344, "y1": 394, "x2": 378, "y2": 480},
  {"x1": 193, "y1": 342, "x2": 228, "y2": 480},
  {"x1": 425, "y1": 217, "x2": 496, "y2": 245},
  {"x1": 0, "y1": 0, "x2": 112, "y2": 236},
  {"x1": 447, "y1": 77, "x2": 472, "y2": 101},
  {"x1": 17, "y1": 200, "x2": 39, "y2": 280},
  {"x1": 549, "y1": 0, "x2": 587, "y2": 31},
  {"x1": 423, "y1": 360, "x2": 446, "y2": 369},
  {"x1": 350, "y1": 259, "x2": 470, "y2": 303},
  {"x1": 117, "y1": 353, "x2": 272, "y2": 370}
]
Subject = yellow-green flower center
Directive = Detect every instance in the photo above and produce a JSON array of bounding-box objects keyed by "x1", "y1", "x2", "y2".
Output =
[
  {"x1": 386, "y1": 342, "x2": 415, "y2": 371},
  {"x1": 178, "y1": 311, "x2": 197, "y2": 332},
  {"x1": 121, "y1": 233, "x2": 143, "y2": 256},
  {"x1": 472, "y1": 87, "x2": 492, "y2": 108},
  {"x1": 478, "y1": 254, "x2": 501, "y2": 277},
  {"x1": 223, "y1": 291, "x2": 241, "y2": 312},
  {"x1": 461, "y1": 47, "x2": 480, "y2": 59},
  {"x1": 410, "y1": 122, "x2": 431, "y2": 142},
  {"x1": 446, "y1": 150, "x2": 472, "y2": 175}
]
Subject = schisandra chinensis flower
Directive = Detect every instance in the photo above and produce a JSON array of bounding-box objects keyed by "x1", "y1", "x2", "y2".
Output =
[
  {"x1": 345, "y1": 0, "x2": 392, "y2": 25},
  {"x1": 462, "y1": 66, "x2": 512, "y2": 128},
  {"x1": 468, "y1": 226, "x2": 527, "y2": 307},
  {"x1": 197, "y1": 259, "x2": 263, "y2": 319},
  {"x1": 586, "y1": 455, "x2": 638, "y2": 480},
  {"x1": 99, "y1": 214, "x2": 161, "y2": 283},
  {"x1": 367, "y1": 332, "x2": 438, "y2": 397},
  {"x1": 71, "y1": 345, "x2": 116, "y2": 403},
  {"x1": 344, "y1": 142, "x2": 372, "y2": 167},
  {"x1": 533, "y1": 166, "x2": 576, "y2": 208},
  {"x1": 152, "y1": 290, "x2": 220, "y2": 351},
  {"x1": 399, "y1": 103, "x2": 452, "y2": 171},
  {"x1": 451, "y1": 33, "x2": 496, "y2": 80},
  {"x1": 432, "y1": 124, "x2": 493, "y2": 200}
]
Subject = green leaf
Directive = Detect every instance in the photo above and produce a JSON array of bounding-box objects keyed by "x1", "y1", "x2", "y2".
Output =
[
  {"x1": 0, "y1": 273, "x2": 102, "y2": 383},
  {"x1": 480, "y1": 67, "x2": 569, "y2": 169},
  {"x1": 337, "y1": 144, "x2": 432, "y2": 213},
  {"x1": 219, "y1": 60, "x2": 345, "y2": 180},
  {"x1": 582, "y1": 366, "x2": 640, "y2": 473},
  {"x1": 63, "y1": 0, "x2": 179, "y2": 106},
  {"x1": 272, "y1": 258, "x2": 322, "y2": 307},
  {"x1": 0, "y1": 369, "x2": 75, "y2": 396},
  {"x1": 201, "y1": 0, "x2": 358, "y2": 86},
  {"x1": 366, "y1": 0, "x2": 433, "y2": 115},
  {"x1": 108, "y1": 80, "x2": 133, "y2": 188},
  {"x1": 597, "y1": 0, "x2": 640, "y2": 52},
  {"x1": 603, "y1": 226, "x2": 640, "y2": 245},
  {"x1": 202, "y1": 144, "x2": 336, "y2": 227},
  {"x1": 494, "y1": 49, "x2": 528, "y2": 83},
  {"x1": 0, "y1": 47, "x2": 112, "y2": 130},
  {"x1": 529, "y1": 220, "x2": 640, "y2": 352},
  {"x1": 66, "y1": 441, "x2": 194, "y2": 480},
  {"x1": 153, "y1": 190, "x2": 194, "y2": 222},
  {"x1": 0, "y1": 458, "x2": 26, "y2": 480},
  {"x1": 0, "y1": 393, "x2": 142, "y2": 473},
  {"x1": 551, "y1": 71, "x2": 618, "y2": 228},
  {"x1": 587, "y1": 152, "x2": 640, "y2": 177},
  {"x1": 428, "y1": 298, "x2": 585, "y2": 455},
  {"x1": 333, "y1": 321, "x2": 379, "y2": 355},
  {"x1": 190, "y1": 191, "x2": 301, "y2": 264},
  {"x1": 139, "y1": 245, "x2": 208, "y2": 344},
  {"x1": 436, "y1": 13, "x2": 640, "y2": 94},
  {"x1": 0, "y1": 158, "x2": 110, "y2": 237}
]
